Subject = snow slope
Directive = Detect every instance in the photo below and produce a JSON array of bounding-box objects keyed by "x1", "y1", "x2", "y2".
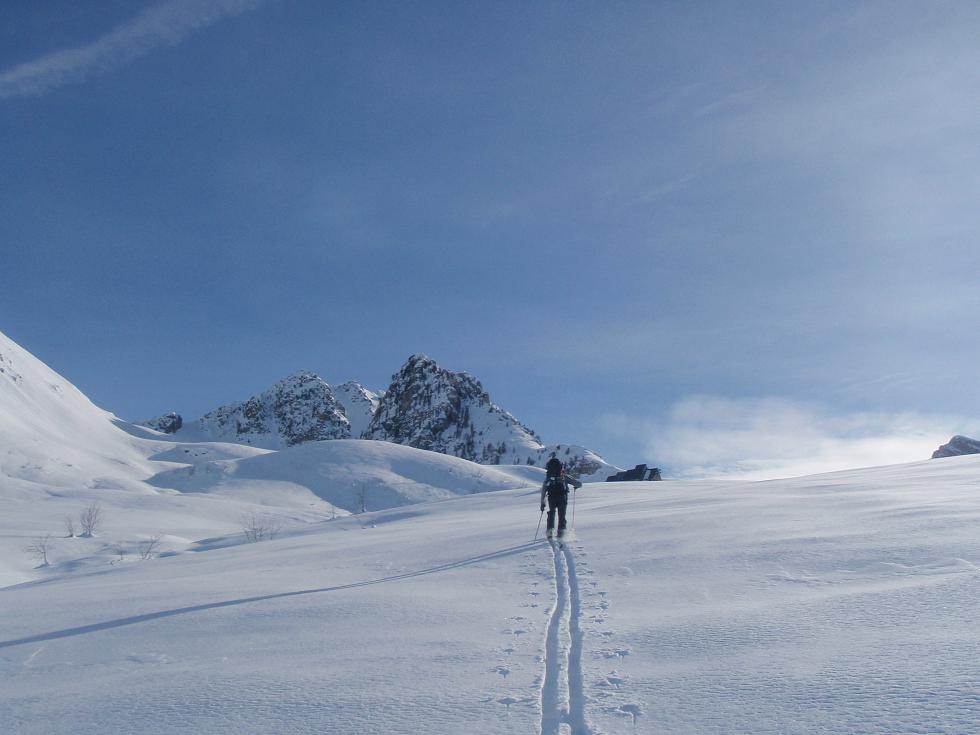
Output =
[
  {"x1": 148, "y1": 438, "x2": 541, "y2": 511},
  {"x1": 0, "y1": 331, "x2": 155, "y2": 490},
  {"x1": 4, "y1": 455, "x2": 980, "y2": 733}
]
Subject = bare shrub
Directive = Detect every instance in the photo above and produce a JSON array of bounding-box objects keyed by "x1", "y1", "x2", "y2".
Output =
[
  {"x1": 241, "y1": 513, "x2": 282, "y2": 543},
  {"x1": 79, "y1": 502, "x2": 103, "y2": 537},
  {"x1": 64, "y1": 515, "x2": 75, "y2": 538},
  {"x1": 138, "y1": 535, "x2": 161, "y2": 561},
  {"x1": 25, "y1": 534, "x2": 52, "y2": 567}
]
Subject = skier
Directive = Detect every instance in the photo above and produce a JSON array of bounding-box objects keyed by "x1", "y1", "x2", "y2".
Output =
[{"x1": 540, "y1": 454, "x2": 582, "y2": 540}]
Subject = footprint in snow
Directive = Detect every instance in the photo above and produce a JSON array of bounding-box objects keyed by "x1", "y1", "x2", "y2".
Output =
[
  {"x1": 482, "y1": 694, "x2": 530, "y2": 714},
  {"x1": 595, "y1": 648, "x2": 631, "y2": 659},
  {"x1": 619, "y1": 703, "x2": 642, "y2": 724},
  {"x1": 491, "y1": 665, "x2": 511, "y2": 678},
  {"x1": 602, "y1": 672, "x2": 628, "y2": 689}
]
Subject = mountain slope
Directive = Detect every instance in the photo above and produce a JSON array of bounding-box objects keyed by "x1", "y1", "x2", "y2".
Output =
[{"x1": 0, "y1": 330, "x2": 154, "y2": 490}]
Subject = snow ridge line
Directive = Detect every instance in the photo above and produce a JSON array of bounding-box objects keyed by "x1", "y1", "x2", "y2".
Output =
[{"x1": 540, "y1": 541, "x2": 593, "y2": 735}]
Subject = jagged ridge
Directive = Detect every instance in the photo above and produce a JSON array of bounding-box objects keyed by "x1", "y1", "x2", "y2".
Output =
[
  {"x1": 365, "y1": 354, "x2": 613, "y2": 478},
  {"x1": 190, "y1": 371, "x2": 351, "y2": 448}
]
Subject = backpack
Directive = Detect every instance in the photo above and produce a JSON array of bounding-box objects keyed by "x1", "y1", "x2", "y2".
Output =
[{"x1": 546, "y1": 475, "x2": 566, "y2": 495}]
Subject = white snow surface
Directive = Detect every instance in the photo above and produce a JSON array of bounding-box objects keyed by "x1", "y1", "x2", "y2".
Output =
[
  {"x1": 147, "y1": 438, "x2": 541, "y2": 511},
  {"x1": 5, "y1": 455, "x2": 980, "y2": 733},
  {"x1": 334, "y1": 381, "x2": 382, "y2": 438},
  {"x1": 0, "y1": 331, "x2": 155, "y2": 489}
]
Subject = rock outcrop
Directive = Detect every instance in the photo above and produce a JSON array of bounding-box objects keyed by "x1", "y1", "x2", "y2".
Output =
[
  {"x1": 932, "y1": 435, "x2": 980, "y2": 459},
  {"x1": 139, "y1": 412, "x2": 183, "y2": 434}
]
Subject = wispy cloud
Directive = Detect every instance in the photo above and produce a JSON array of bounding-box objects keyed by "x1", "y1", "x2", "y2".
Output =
[
  {"x1": 601, "y1": 396, "x2": 980, "y2": 481},
  {"x1": 0, "y1": 0, "x2": 263, "y2": 99}
]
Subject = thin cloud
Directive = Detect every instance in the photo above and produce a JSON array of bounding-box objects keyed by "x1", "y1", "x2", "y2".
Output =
[
  {"x1": 0, "y1": 0, "x2": 263, "y2": 99},
  {"x1": 601, "y1": 396, "x2": 980, "y2": 481}
]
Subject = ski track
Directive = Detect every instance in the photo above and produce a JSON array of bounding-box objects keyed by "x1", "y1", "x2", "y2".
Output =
[{"x1": 540, "y1": 540, "x2": 593, "y2": 735}]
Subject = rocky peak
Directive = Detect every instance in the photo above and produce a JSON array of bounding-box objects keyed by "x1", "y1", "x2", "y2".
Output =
[
  {"x1": 139, "y1": 412, "x2": 183, "y2": 434},
  {"x1": 194, "y1": 370, "x2": 351, "y2": 447},
  {"x1": 367, "y1": 355, "x2": 540, "y2": 463}
]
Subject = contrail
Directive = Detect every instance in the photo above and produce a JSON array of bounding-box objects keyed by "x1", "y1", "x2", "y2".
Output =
[{"x1": 0, "y1": 0, "x2": 265, "y2": 99}]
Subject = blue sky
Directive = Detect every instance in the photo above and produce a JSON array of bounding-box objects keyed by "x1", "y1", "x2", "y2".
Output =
[{"x1": 2, "y1": 0, "x2": 979, "y2": 477}]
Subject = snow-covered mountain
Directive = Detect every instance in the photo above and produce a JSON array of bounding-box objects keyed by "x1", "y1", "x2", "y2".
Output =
[
  {"x1": 179, "y1": 371, "x2": 352, "y2": 448},
  {"x1": 366, "y1": 354, "x2": 615, "y2": 479},
  {"x1": 932, "y1": 434, "x2": 980, "y2": 458},
  {"x1": 152, "y1": 354, "x2": 617, "y2": 478}
]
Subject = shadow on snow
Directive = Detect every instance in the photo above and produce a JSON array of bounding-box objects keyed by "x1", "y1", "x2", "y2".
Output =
[{"x1": 0, "y1": 541, "x2": 544, "y2": 650}]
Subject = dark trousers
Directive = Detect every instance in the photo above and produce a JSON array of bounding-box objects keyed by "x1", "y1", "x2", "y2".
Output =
[{"x1": 546, "y1": 490, "x2": 568, "y2": 533}]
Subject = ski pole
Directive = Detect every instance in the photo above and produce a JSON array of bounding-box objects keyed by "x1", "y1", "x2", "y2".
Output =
[
  {"x1": 572, "y1": 488, "x2": 576, "y2": 529},
  {"x1": 534, "y1": 508, "x2": 544, "y2": 540}
]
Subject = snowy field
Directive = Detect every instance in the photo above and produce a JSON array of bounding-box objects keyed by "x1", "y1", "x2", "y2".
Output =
[{"x1": 4, "y1": 454, "x2": 980, "y2": 734}]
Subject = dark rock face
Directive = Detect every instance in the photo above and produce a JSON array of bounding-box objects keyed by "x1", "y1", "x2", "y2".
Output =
[
  {"x1": 139, "y1": 412, "x2": 183, "y2": 434},
  {"x1": 606, "y1": 464, "x2": 662, "y2": 482},
  {"x1": 196, "y1": 371, "x2": 351, "y2": 447},
  {"x1": 932, "y1": 435, "x2": 980, "y2": 459},
  {"x1": 366, "y1": 354, "x2": 538, "y2": 464}
]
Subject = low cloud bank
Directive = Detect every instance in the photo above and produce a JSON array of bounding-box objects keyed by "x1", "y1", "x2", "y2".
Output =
[{"x1": 601, "y1": 396, "x2": 980, "y2": 481}]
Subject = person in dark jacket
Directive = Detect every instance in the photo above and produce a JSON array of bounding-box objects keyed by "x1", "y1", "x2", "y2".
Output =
[{"x1": 540, "y1": 454, "x2": 582, "y2": 539}]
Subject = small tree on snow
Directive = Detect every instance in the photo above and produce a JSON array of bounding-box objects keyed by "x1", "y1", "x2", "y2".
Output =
[
  {"x1": 25, "y1": 534, "x2": 53, "y2": 567},
  {"x1": 64, "y1": 515, "x2": 75, "y2": 538},
  {"x1": 355, "y1": 482, "x2": 368, "y2": 513},
  {"x1": 79, "y1": 502, "x2": 103, "y2": 537},
  {"x1": 138, "y1": 534, "x2": 161, "y2": 560},
  {"x1": 241, "y1": 513, "x2": 282, "y2": 543}
]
